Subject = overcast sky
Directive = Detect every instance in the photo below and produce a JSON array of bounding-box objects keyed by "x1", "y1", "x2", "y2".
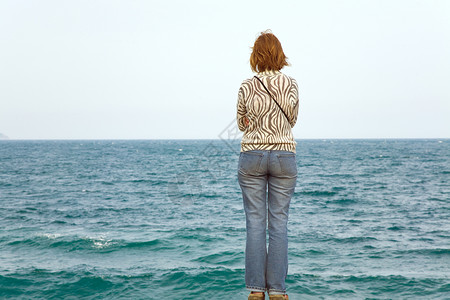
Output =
[{"x1": 1, "y1": 0, "x2": 449, "y2": 139}]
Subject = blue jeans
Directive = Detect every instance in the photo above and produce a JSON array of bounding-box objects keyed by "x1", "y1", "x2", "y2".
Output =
[{"x1": 238, "y1": 150, "x2": 297, "y2": 294}]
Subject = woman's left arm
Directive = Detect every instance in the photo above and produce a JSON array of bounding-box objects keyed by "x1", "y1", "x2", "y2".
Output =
[{"x1": 236, "y1": 86, "x2": 248, "y2": 131}]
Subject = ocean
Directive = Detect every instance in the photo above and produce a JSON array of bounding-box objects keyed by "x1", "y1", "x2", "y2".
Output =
[{"x1": 0, "y1": 139, "x2": 449, "y2": 299}]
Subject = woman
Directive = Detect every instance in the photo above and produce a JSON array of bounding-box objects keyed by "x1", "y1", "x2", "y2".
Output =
[{"x1": 237, "y1": 31, "x2": 299, "y2": 300}]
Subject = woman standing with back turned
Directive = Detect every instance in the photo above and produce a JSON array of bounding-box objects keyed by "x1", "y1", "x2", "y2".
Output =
[{"x1": 237, "y1": 31, "x2": 299, "y2": 300}]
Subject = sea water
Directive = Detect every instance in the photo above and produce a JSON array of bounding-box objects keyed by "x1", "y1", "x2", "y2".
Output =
[{"x1": 0, "y1": 139, "x2": 449, "y2": 299}]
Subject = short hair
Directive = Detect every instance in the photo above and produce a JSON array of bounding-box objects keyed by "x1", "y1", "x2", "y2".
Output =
[{"x1": 250, "y1": 30, "x2": 289, "y2": 73}]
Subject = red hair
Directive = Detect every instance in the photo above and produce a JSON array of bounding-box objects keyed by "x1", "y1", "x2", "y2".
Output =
[{"x1": 250, "y1": 30, "x2": 289, "y2": 72}]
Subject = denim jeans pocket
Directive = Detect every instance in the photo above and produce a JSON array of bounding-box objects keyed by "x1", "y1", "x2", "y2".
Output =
[
  {"x1": 238, "y1": 151, "x2": 264, "y2": 175},
  {"x1": 276, "y1": 153, "x2": 297, "y2": 176}
]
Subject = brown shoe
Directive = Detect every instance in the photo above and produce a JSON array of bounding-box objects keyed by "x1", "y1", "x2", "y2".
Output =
[
  {"x1": 269, "y1": 295, "x2": 288, "y2": 300},
  {"x1": 248, "y1": 292, "x2": 265, "y2": 300}
]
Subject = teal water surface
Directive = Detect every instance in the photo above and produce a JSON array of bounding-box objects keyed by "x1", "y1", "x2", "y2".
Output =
[{"x1": 0, "y1": 139, "x2": 449, "y2": 299}]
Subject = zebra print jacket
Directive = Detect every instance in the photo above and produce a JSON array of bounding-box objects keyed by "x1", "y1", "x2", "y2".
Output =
[{"x1": 237, "y1": 70, "x2": 299, "y2": 153}]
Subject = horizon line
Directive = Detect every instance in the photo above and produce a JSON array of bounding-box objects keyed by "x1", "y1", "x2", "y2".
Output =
[{"x1": 1, "y1": 137, "x2": 449, "y2": 141}]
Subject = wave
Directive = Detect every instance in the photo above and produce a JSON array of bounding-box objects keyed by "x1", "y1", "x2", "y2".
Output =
[
  {"x1": 286, "y1": 273, "x2": 450, "y2": 298},
  {"x1": 317, "y1": 173, "x2": 355, "y2": 178},
  {"x1": 0, "y1": 268, "x2": 118, "y2": 299},
  {"x1": 393, "y1": 248, "x2": 450, "y2": 257},
  {"x1": 191, "y1": 250, "x2": 242, "y2": 265},
  {"x1": 326, "y1": 198, "x2": 357, "y2": 205},
  {"x1": 387, "y1": 225, "x2": 406, "y2": 231},
  {"x1": 328, "y1": 236, "x2": 378, "y2": 244},
  {"x1": 1, "y1": 264, "x2": 449, "y2": 298},
  {"x1": 298, "y1": 190, "x2": 338, "y2": 197},
  {"x1": 0, "y1": 266, "x2": 245, "y2": 299},
  {"x1": 6, "y1": 234, "x2": 181, "y2": 252},
  {"x1": 291, "y1": 249, "x2": 326, "y2": 257}
]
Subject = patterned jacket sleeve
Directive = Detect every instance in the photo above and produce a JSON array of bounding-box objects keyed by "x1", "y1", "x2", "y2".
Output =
[
  {"x1": 236, "y1": 85, "x2": 247, "y2": 132},
  {"x1": 288, "y1": 79, "x2": 299, "y2": 127}
]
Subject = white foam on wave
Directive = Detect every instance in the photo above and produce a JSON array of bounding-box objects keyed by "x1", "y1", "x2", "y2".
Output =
[
  {"x1": 38, "y1": 233, "x2": 62, "y2": 239},
  {"x1": 84, "y1": 235, "x2": 115, "y2": 249}
]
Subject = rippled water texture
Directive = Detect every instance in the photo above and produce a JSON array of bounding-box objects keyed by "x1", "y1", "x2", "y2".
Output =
[{"x1": 0, "y1": 139, "x2": 449, "y2": 299}]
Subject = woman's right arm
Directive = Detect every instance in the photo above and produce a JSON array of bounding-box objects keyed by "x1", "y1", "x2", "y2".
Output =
[{"x1": 287, "y1": 79, "x2": 300, "y2": 127}]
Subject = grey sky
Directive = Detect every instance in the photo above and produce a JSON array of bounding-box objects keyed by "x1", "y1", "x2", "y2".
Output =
[{"x1": 1, "y1": 0, "x2": 449, "y2": 139}]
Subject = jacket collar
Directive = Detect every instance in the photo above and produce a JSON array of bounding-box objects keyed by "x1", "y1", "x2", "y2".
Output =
[{"x1": 257, "y1": 70, "x2": 281, "y2": 76}]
